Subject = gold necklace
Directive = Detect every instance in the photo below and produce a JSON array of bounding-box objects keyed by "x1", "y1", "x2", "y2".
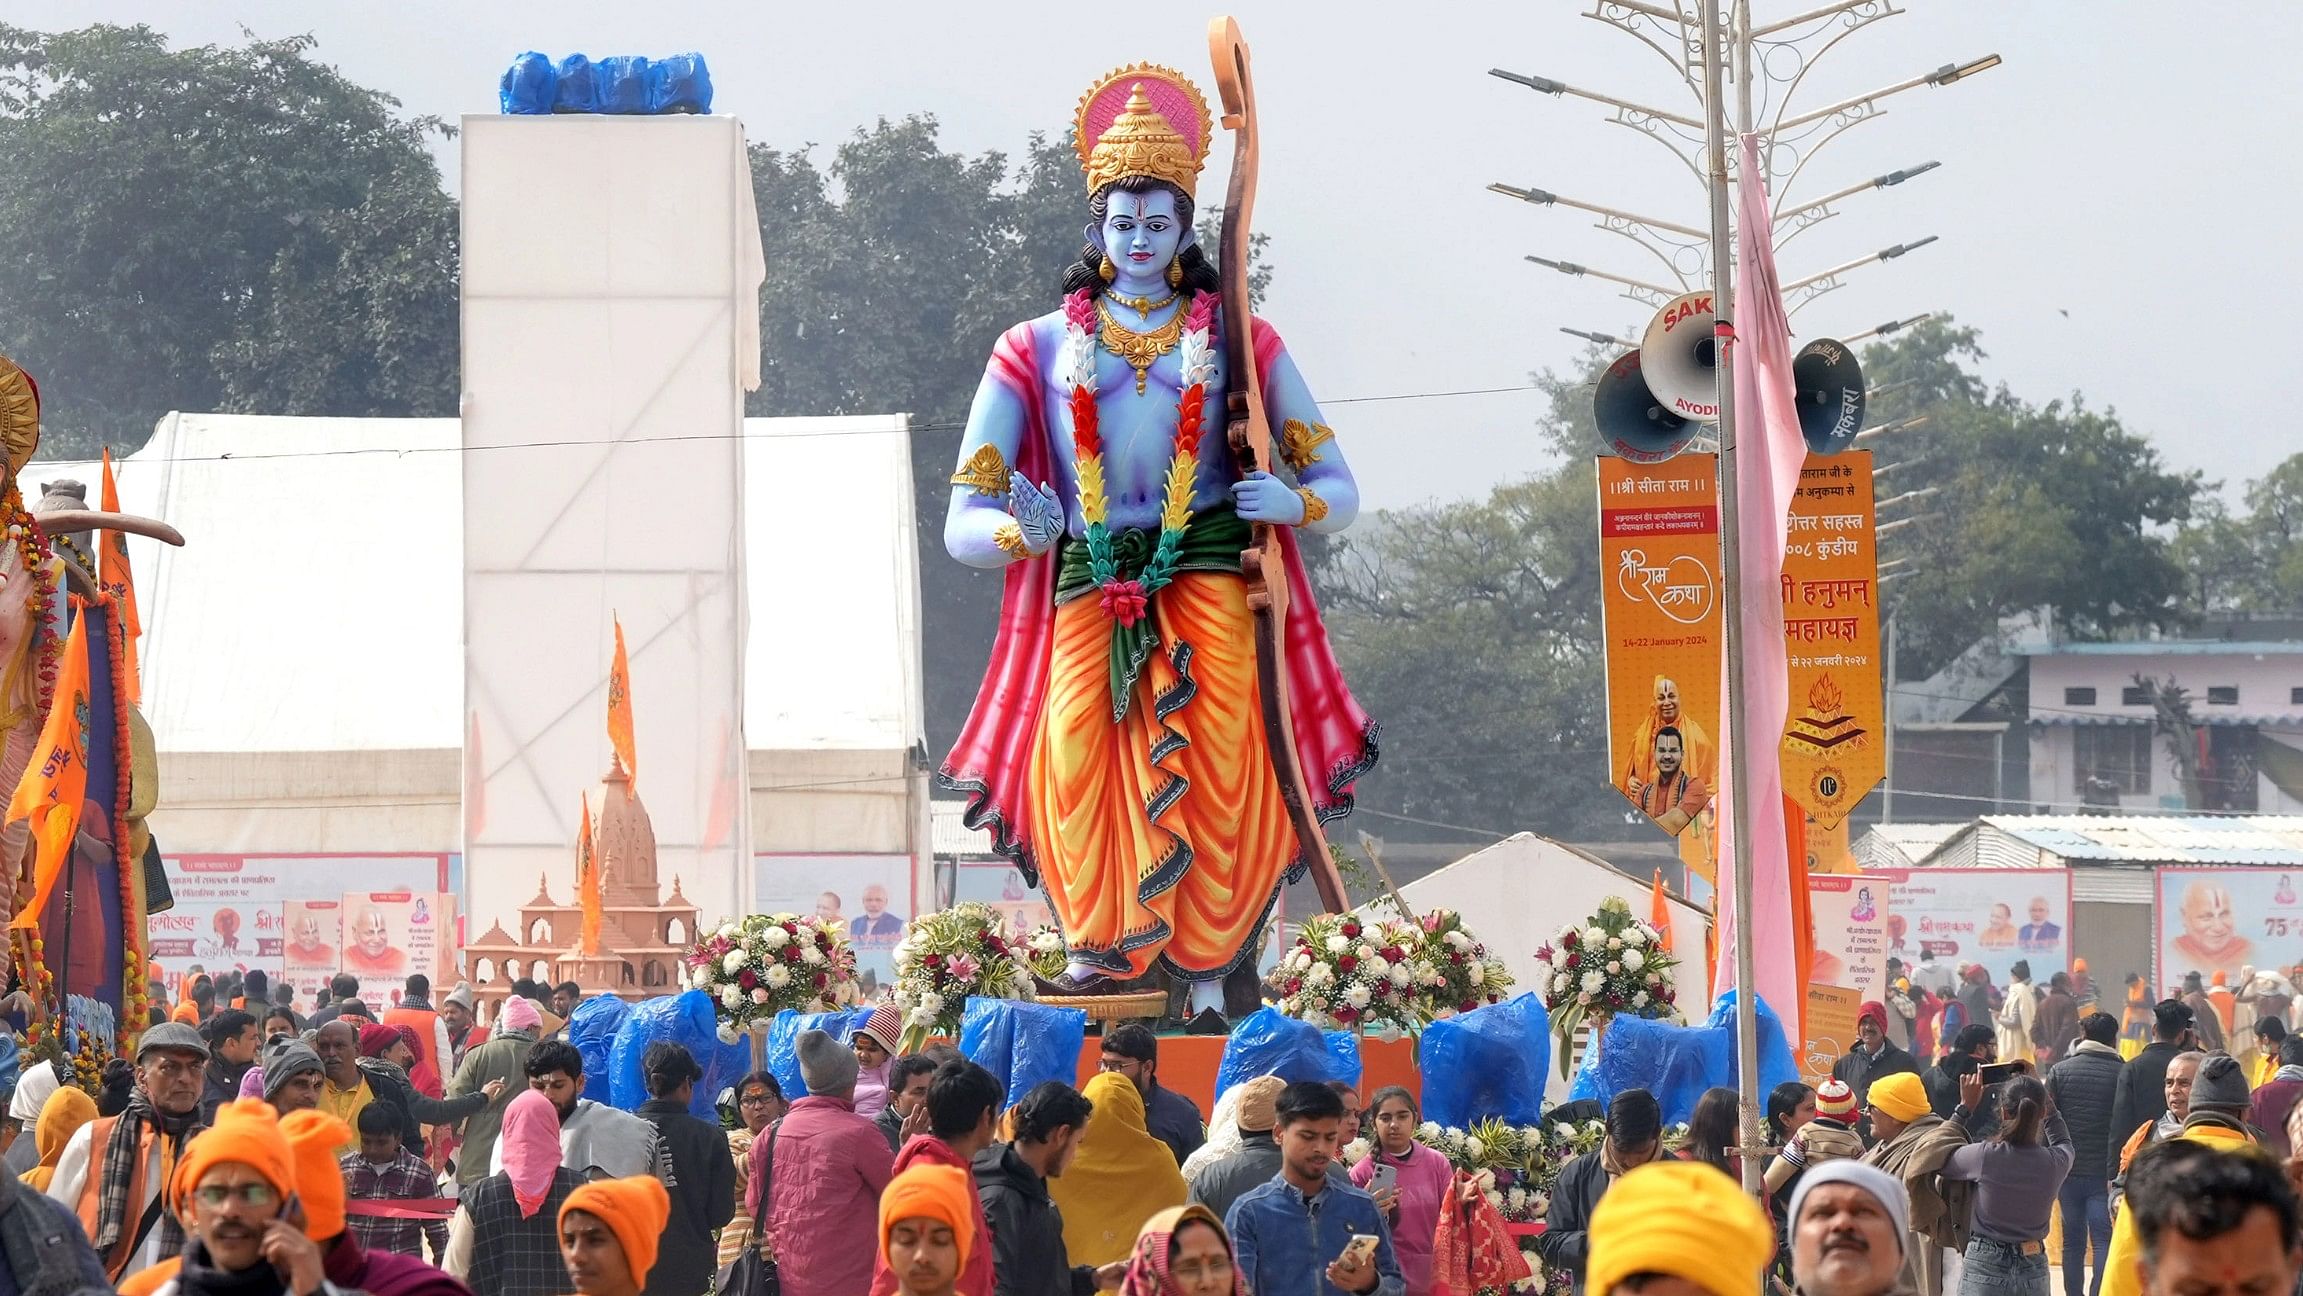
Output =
[
  {"x1": 1108, "y1": 289, "x2": 1178, "y2": 319},
  {"x1": 1097, "y1": 301, "x2": 1184, "y2": 396}
]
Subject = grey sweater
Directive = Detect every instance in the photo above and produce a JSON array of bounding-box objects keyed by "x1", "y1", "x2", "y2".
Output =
[{"x1": 1940, "y1": 1112, "x2": 2073, "y2": 1243}]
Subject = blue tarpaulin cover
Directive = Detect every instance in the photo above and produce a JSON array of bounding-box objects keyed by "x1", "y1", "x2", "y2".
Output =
[
  {"x1": 608, "y1": 990, "x2": 740, "y2": 1117},
  {"x1": 1567, "y1": 990, "x2": 1798, "y2": 1125},
  {"x1": 958, "y1": 999, "x2": 1089, "y2": 1108},
  {"x1": 567, "y1": 995, "x2": 633, "y2": 1103},
  {"x1": 1419, "y1": 993, "x2": 1550, "y2": 1128},
  {"x1": 764, "y1": 1007, "x2": 869, "y2": 1103},
  {"x1": 1212, "y1": 1008, "x2": 1363, "y2": 1103}
]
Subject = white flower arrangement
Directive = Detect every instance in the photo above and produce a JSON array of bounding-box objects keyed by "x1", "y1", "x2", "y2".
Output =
[
  {"x1": 1533, "y1": 897, "x2": 1682, "y2": 1077},
  {"x1": 889, "y1": 902, "x2": 1036, "y2": 1039},
  {"x1": 686, "y1": 913, "x2": 858, "y2": 1030}
]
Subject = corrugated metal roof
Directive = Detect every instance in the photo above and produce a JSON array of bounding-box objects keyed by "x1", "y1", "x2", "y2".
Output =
[
  {"x1": 1921, "y1": 815, "x2": 2303, "y2": 868},
  {"x1": 2015, "y1": 641, "x2": 2303, "y2": 657},
  {"x1": 1855, "y1": 822, "x2": 1966, "y2": 870},
  {"x1": 2031, "y1": 713, "x2": 2302, "y2": 727},
  {"x1": 930, "y1": 799, "x2": 999, "y2": 858}
]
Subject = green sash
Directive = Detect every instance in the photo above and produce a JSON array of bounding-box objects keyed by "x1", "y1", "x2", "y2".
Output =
[{"x1": 1054, "y1": 506, "x2": 1250, "y2": 722}]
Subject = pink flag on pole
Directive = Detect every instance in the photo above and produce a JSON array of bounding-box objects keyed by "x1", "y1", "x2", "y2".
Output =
[{"x1": 1708, "y1": 134, "x2": 1808, "y2": 1024}]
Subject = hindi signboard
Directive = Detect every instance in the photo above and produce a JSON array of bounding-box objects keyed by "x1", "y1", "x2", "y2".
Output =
[
  {"x1": 1874, "y1": 868, "x2": 2072, "y2": 989},
  {"x1": 1779, "y1": 451, "x2": 1883, "y2": 825},
  {"x1": 1598, "y1": 455, "x2": 1723, "y2": 836},
  {"x1": 2155, "y1": 867, "x2": 2303, "y2": 989}
]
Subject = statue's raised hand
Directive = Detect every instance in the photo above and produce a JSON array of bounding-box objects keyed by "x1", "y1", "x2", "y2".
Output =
[
  {"x1": 1230, "y1": 470, "x2": 1307, "y2": 525},
  {"x1": 1011, "y1": 478, "x2": 1066, "y2": 553}
]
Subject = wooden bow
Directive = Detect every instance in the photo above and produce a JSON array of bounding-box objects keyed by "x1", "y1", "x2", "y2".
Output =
[{"x1": 1208, "y1": 17, "x2": 1349, "y2": 913}]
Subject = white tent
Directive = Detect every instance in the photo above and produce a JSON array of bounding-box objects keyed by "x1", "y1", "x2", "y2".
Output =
[{"x1": 39, "y1": 410, "x2": 924, "y2": 870}]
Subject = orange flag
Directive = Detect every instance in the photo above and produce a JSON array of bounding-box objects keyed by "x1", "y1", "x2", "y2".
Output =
[
  {"x1": 576, "y1": 792, "x2": 602, "y2": 956},
  {"x1": 98, "y1": 450, "x2": 141, "y2": 705},
  {"x1": 607, "y1": 618, "x2": 637, "y2": 784},
  {"x1": 9, "y1": 614, "x2": 90, "y2": 929},
  {"x1": 1650, "y1": 869, "x2": 1674, "y2": 953}
]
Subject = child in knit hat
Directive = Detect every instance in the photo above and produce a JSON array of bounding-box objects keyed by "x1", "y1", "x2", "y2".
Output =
[{"x1": 1764, "y1": 1078, "x2": 1866, "y2": 1192}]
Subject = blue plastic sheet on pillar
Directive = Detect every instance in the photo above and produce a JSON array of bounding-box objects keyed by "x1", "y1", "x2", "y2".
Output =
[
  {"x1": 1419, "y1": 993, "x2": 1550, "y2": 1129},
  {"x1": 647, "y1": 53, "x2": 714, "y2": 114},
  {"x1": 552, "y1": 55, "x2": 599, "y2": 114},
  {"x1": 608, "y1": 990, "x2": 724, "y2": 1112},
  {"x1": 500, "y1": 52, "x2": 557, "y2": 114},
  {"x1": 704, "y1": 1030, "x2": 755, "y2": 1120},
  {"x1": 1322, "y1": 1031, "x2": 1364, "y2": 1089},
  {"x1": 1565, "y1": 991, "x2": 1799, "y2": 1124},
  {"x1": 1213, "y1": 1008, "x2": 1355, "y2": 1103},
  {"x1": 958, "y1": 999, "x2": 1088, "y2": 1108},
  {"x1": 568, "y1": 995, "x2": 633, "y2": 1103},
  {"x1": 0, "y1": 1034, "x2": 20, "y2": 1100},
  {"x1": 764, "y1": 1007, "x2": 869, "y2": 1102},
  {"x1": 596, "y1": 56, "x2": 652, "y2": 113}
]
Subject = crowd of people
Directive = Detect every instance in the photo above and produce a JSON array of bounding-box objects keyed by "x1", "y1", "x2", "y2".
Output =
[{"x1": 9, "y1": 958, "x2": 2303, "y2": 1296}]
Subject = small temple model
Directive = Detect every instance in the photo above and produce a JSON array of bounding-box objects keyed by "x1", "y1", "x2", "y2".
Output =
[{"x1": 461, "y1": 755, "x2": 698, "y2": 1014}]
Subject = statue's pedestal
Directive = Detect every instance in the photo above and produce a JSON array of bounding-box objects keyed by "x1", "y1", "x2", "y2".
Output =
[{"x1": 1039, "y1": 989, "x2": 1169, "y2": 1026}]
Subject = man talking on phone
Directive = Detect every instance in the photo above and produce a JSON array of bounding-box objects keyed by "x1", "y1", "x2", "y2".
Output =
[
  {"x1": 144, "y1": 1098, "x2": 332, "y2": 1296},
  {"x1": 1225, "y1": 1082, "x2": 1403, "y2": 1296}
]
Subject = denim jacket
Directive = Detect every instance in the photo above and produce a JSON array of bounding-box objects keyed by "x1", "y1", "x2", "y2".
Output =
[{"x1": 1225, "y1": 1173, "x2": 1405, "y2": 1296}]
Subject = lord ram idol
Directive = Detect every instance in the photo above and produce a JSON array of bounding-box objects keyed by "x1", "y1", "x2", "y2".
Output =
[{"x1": 937, "y1": 61, "x2": 1376, "y2": 1010}]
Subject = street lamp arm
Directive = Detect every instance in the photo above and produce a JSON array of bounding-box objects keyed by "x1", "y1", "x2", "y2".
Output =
[
  {"x1": 1487, "y1": 67, "x2": 1706, "y2": 130},
  {"x1": 1774, "y1": 160, "x2": 1940, "y2": 226},
  {"x1": 1522, "y1": 254, "x2": 1679, "y2": 299},
  {"x1": 1779, "y1": 235, "x2": 1938, "y2": 294},
  {"x1": 1773, "y1": 55, "x2": 2001, "y2": 133},
  {"x1": 1561, "y1": 326, "x2": 1639, "y2": 349},
  {"x1": 1841, "y1": 313, "x2": 1939, "y2": 345},
  {"x1": 1486, "y1": 182, "x2": 1710, "y2": 239}
]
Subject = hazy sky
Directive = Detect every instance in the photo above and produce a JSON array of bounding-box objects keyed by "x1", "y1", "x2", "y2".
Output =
[{"x1": 20, "y1": 2, "x2": 2302, "y2": 512}]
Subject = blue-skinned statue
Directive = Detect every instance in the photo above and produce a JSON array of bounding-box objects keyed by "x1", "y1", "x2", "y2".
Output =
[{"x1": 937, "y1": 62, "x2": 1377, "y2": 1011}]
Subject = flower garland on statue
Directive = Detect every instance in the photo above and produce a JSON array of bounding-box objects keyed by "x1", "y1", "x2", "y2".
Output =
[
  {"x1": 887, "y1": 902, "x2": 1037, "y2": 1042},
  {"x1": 1059, "y1": 288, "x2": 1217, "y2": 628},
  {"x1": 1341, "y1": 1113, "x2": 1690, "y2": 1295},
  {"x1": 1535, "y1": 896, "x2": 1679, "y2": 1074},
  {"x1": 684, "y1": 914, "x2": 857, "y2": 1043},
  {"x1": 22, "y1": 995, "x2": 119, "y2": 1098}
]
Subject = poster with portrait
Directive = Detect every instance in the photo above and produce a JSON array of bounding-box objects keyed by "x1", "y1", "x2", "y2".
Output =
[
  {"x1": 1873, "y1": 868, "x2": 2071, "y2": 989},
  {"x1": 1808, "y1": 874, "x2": 1892, "y2": 1007},
  {"x1": 950, "y1": 859, "x2": 1056, "y2": 935},
  {"x1": 1597, "y1": 456, "x2": 1723, "y2": 836},
  {"x1": 754, "y1": 854, "x2": 916, "y2": 993},
  {"x1": 339, "y1": 893, "x2": 446, "y2": 1012},
  {"x1": 280, "y1": 899, "x2": 343, "y2": 1007},
  {"x1": 147, "y1": 857, "x2": 287, "y2": 985},
  {"x1": 2155, "y1": 868, "x2": 2303, "y2": 990}
]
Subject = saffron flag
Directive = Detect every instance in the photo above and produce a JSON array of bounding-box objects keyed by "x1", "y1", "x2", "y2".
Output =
[
  {"x1": 576, "y1": 792, "x2": 602, "y2": 957},
  {"x1": 607, "y1": 618, "x2": 637, "y2": 784},
  {"x1": 1709, "y1": 133, "x2": 1810, "y2": 1030},
  {"x1": 98, "y1": 450, "x2": 141, "y2": 705},
  {"x1": 8, "y1": 613, "x2": 90, "y2": 930},
  {"x1": 1650, "y1": 869, "x2": 1674, "y2": 953}
]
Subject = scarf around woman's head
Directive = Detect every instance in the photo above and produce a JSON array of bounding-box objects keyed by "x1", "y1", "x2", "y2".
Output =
[
  {"x1": 1117, "y1": 1204, "x2": 1244, "y2": 1296},
  {"x1": 499, "y1": 1087, "x2": 565, "y2": 1218},
  {"x1": 1048, "y1": 1073, "x2": 1191, "y2": 1268},
  {"x1": 22, "y1": 1084, "x2": 97, "y2": 1193}
]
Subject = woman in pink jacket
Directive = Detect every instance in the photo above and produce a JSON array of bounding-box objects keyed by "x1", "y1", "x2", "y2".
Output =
[
  {"x1": 754, "y1": 1030, "x2": 896, "y2": 1296},
  {"x1": 1350, "y1": 1086, "x2": 1453, "y2": 1296}
]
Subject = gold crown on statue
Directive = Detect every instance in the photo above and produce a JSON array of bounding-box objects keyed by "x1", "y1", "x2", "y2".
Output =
[{"x1": 1073, "y1": 64, "x2": 1212, "y2": 199}]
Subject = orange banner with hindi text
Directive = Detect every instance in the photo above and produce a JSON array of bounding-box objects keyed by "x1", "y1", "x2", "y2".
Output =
[
  {"x1": 1779, "y1": 452, "x2": 1883, "y2": 826},
  {"x1": 1598, "y1": 456, "x2": 1723, "y2": 837}
]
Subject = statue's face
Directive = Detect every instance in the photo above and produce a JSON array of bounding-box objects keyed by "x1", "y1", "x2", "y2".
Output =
[{"x1": 1098, "y1": 188, "x2": 1187, "y2": 284}]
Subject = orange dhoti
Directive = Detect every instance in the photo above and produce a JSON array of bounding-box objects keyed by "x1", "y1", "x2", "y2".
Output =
[{"x1": 1023, "y1": 570, "x2": 1295, "y2": 980}]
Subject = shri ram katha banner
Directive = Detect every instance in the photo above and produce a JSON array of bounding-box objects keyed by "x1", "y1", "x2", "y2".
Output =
[
  {"x1": 1598, "y1": 455, "x2": 1724, "y2": 837},
  {"x1": 1778, "y1": 451, "x2": 1883, "y2": 827}
]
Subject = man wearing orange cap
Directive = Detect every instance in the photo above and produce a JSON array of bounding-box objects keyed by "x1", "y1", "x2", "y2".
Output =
[
  {"x1": 878, "y1": 1164, "x2": 978, "y2": 1296},
  {"x1": 559, "y1": 1176, "x2": 673, "y2": 1296},
  {"x1": 143, "y1": 1097, "x2": 327, "y2": 1296}
]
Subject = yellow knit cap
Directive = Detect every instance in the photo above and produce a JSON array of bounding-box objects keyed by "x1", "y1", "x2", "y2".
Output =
[
  {"x1": 1867, "y1": 1071, "x2": 1931, "y2": 1123},
  {"x1": 1588, "y1": 1161, "x2": 1773, "y2": 1296}
]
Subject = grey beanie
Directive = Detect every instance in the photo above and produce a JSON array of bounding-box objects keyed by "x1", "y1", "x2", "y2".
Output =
[
  {"x1": 444, "y1": 983, "x2": 475, "y2": 1013},
  {"x1": 263, "y1": 1041, "x2": 324, "y2": 1099},
  {"x1": 2190, "y1": 1052, "x2": 2253, "y2": 1113},
  {"x1": 796, "y1": 1029, "x2": 858, "y2": 1097},
  {"x1": 1788, "y1": 1159, "x2": 1911, "y2": 1256}
]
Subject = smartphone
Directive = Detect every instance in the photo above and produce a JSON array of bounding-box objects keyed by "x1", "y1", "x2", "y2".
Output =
[
  {"x1": 1338, "y1": 1235, "x2": 1380, "y2": 1270},
  {"x1": 1977, "y1": 1061, "x2": 2023, "y2": 1086},
  {"x1": 1366, "y1": 1162, "x2": 1399, "y2": 1196}
]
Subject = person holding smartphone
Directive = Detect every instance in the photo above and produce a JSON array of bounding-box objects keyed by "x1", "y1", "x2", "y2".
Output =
[
  {"x1": 1226, "y1": 1083, "x2": 1402, "y2": 1296},
  {"x1": 1940, "y1": 1069, "x2": 2073, "y2": 1296},
  {"x1": 1349, "y1": 1088, "x2": 1449, "y2": 1296},
  {"x1": 145, "y1": 1097, "x2": 332, "y2": 1296}
]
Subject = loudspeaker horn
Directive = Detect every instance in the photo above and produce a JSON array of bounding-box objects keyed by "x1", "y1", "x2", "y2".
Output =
[
  {"x1": 1593, "y1": 349, "x2": 1697, "y2": 462},
  {"x1": 1793, "y1": 337, "x2": 1866, "y2": 455},
  {"x1": 1637, "y1": 289, "x2": 1721, "y2": 424}
]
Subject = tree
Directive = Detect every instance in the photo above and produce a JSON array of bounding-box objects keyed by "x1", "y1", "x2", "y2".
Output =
[
  {"x1": 1859, "y1": 319, "x2": 2202, "y2": 678},
  {"x1": 2174, "y1": 452, "x2": 2303, "y2": 615},
  {"x1": 0, "y1": 24, "x2": 459, "y2": 457},
  {"x1": 744, "y1": 116, "x2": 1268, "y2": 756},
  {"x1": 1319, "y1": 348, "x2": 1633, "y2": 843}
]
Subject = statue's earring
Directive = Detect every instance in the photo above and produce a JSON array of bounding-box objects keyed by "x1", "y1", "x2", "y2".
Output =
[
  {"x1": 1099, "y1": 258, "x2": 1116, "y2": 285},
  {"x1": 1167, "y1": 259, "x2": 1184, "y2": 289}
]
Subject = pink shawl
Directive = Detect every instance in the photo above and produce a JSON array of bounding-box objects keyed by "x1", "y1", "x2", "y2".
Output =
[
  {"x1": 498, "y1": 1088, "x2": 562, "y2": 1218},
  {"x1": 938, "y1": 314, "x2": 1377, "y2": 888}
]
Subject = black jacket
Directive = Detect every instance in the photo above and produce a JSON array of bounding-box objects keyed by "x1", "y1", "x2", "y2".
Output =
[
  {"x1": 2046, "y1": 1041, "x2": 2125, "y2": 1181},
  {"x1": 198, "y1": 1059, "x2": 253, "y2": 1126},
  {"x1": 975, "y1": 1141, "x2": 1097, "y2": 1296},
  {"x1": 2112, "y1": 1041, "x2": 2187, "y2": 1163},
  {"x1": 1534, "y1": 1148, "x2": 1610, "y2": 1280},
  {"x1": 354, "y1": 1058, "x2": 489, "y2": 1158},
  {"x1": 876, "y1": 1103, "x2": 905, "y2": 1153},
  {"x1": 1143, "y1": 1080, "x2": 1204, "y2": 1169},
  {"x1": 637, "y1": 1098, "x2": 736, "y2": 1296},
  {"x1": 1832, "y1": 1042, "x2": 1921, "y2": 1106}
]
